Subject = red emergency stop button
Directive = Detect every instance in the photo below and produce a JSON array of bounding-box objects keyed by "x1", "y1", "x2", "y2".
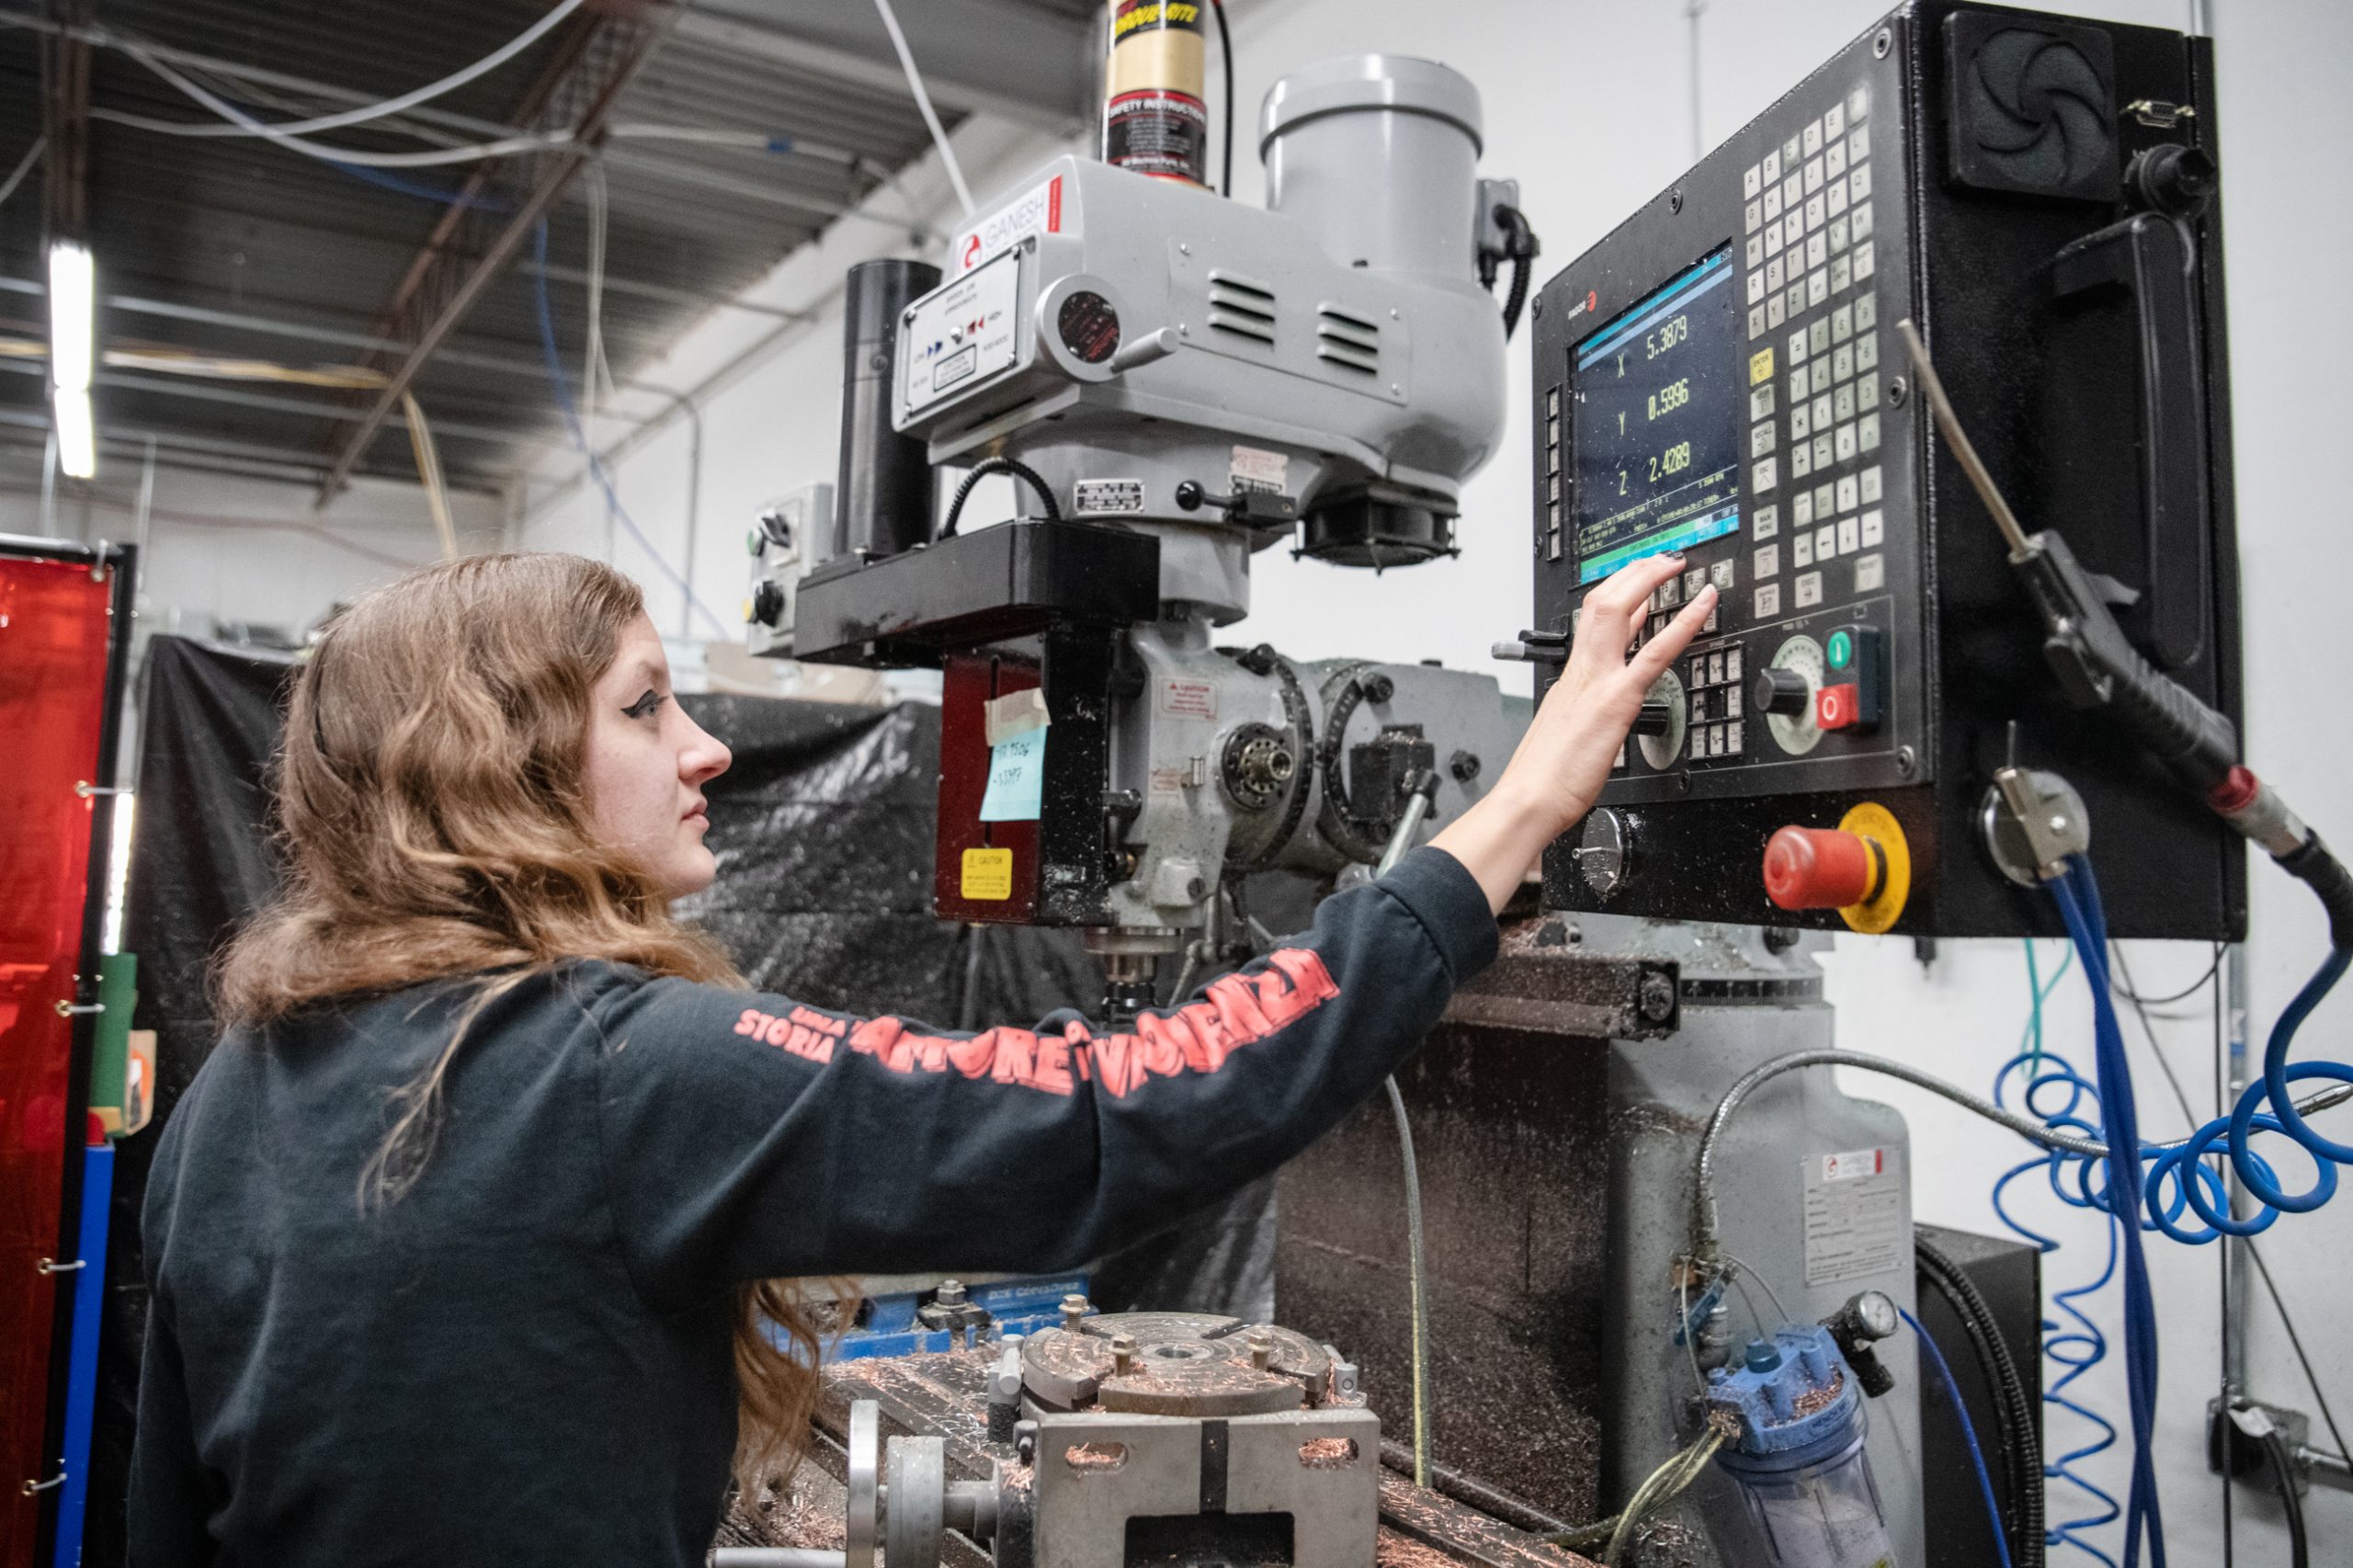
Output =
[
  {"x1": 1816, "y1": 683, "x2": 1861, "y2": 730},
  {"x1": 1762, "y1": 825, "x2": 1883, "y2": 910}
]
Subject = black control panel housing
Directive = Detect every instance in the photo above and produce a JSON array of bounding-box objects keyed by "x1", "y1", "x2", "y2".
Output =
[{"x1": 1530, "y1": 1, "x2": 2244, "y2": 938}]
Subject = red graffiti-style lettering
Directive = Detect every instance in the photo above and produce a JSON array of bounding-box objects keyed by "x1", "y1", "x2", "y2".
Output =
[
  {"x1": 1091, "y1": 1032, "x2": 1140, "y2": 1098},
  {"x1": 735, "y1": 946, "x2": 1338, "y2": 1099},
  {"x1": 1258, "y1": 948, "x2": 1340, "y2": 1027},
  {"x1": 949, "y1": 1030, "x2": 999, "y2": 1078},
  {"x1": 1035, "y1": 1028, "x2": 1077, "y2": 1095},
  {"x1": 991, "y1": 1029, "x2": 1036, "y2": 1086},
  {"x1": 1131, "y1": 1012, "x2": 1187, "y2": 1080},
  {"x1": 1203, "y1": 971, "x2": 1273, "y2": 1039}
]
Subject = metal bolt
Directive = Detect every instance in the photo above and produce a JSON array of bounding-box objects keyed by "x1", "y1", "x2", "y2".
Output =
[
  {"x1": 1763, "y1": 926, "x2": 1802, "y2": 954},
  {"x1": 1062, "y1": 1294, "x2": 1090, "y2": 1331},
  {"x1": 1531, "y1": 294, "x2": 1543, "y2": 317},
  {"x1": 1178, "y1": 323, "x2": 1190, "y2": 336},
  {"x1": 1247, "y1": 1329, "x2": 1274, "y2": 1371},
  {"x1": 1449, "y1": 749, "x2": 1482, "y2": 782},
  {"x1": 1390, "y1": 308, "x2": 1400, "y2": 320},
  {"x1": 1873, "y1": 26, "x2": 1893, "y2": 57},
  {"x1": 1390, "y1": 382, "x2": 1401, "y2": 395},
  {"x1": 1896, "y1": 744, "x2": 1917, "y2": 776},
  {"x1": 938, "y1": 1279, "x2": 967, "y2": 1306},
  {"x1": 1669, "y1": 187, "x2": 1685, "y2": 214},
  {"x1": 1887, "y1": 376, "x2": 1908, "y2": 406},
  {"x1": 1638, "y1": 971, "x2": 1677, "y2": 1022},
  {"x1": 2050, "y1": 814, "x2": 2071, "y2": 834},
  {"x1": 1110, "y1": 1335, "x2": 1136, "y2": 1375},
  {"x1": 1186, "y1": 876, "x2": 1209, "y2": 901}
]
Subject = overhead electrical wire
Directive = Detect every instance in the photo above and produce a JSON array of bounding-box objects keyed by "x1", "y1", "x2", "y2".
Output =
[
  {"x1": 111, "y1": 0, "x2": 585, "y2": 140},
  {"x1": 529, "y1": 220, "x2": 729, "y2": 640},
  {"x1": 870, "y1": 0, "x2": 973, "y2": 216},
  {"x1": 123, "y1": 51, "x2": 574, "y2": 167},
  {"x1": 0, "y1": 135, "x2": 44, "y2": 210}
]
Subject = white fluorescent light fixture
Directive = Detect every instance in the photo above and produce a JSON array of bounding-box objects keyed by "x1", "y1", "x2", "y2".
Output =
[
  {"x1": 53, "y1": 386, "x2": 96, "y2": 480},
  {"x1": 47, "y1": 240, "x2": 95, "y2": 393}
]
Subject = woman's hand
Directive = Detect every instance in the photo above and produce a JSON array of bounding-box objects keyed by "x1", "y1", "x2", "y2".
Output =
[{"x1": 1429, "y1": 552, "x2": 1715, "y2": 914}]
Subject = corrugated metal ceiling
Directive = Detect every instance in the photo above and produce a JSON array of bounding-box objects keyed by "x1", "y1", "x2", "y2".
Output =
[{"x1": 0, "y1": 0, "x2": 1097, "y2": 494}]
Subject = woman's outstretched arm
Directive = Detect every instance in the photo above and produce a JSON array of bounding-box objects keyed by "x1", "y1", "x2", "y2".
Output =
[{"x1": 586, "y1": 553, "x2": 1712, "y2": 1301}]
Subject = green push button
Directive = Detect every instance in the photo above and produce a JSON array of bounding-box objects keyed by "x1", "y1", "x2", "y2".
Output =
[{"x1": 1826, "y1": 628, "x2": 1855, "y2": 670}]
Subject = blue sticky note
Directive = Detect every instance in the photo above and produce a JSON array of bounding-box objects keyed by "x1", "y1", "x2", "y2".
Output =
[{"x1": 979, "y1": 727, "x2": 1047, "y2": 822}]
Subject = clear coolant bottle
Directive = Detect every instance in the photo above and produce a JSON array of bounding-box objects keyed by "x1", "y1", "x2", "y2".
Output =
[{"x1": 1706, "y1": 1326, "x2": 1900, "y2": 1568}]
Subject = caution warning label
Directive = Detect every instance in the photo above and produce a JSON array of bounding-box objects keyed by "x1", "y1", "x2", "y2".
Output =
[{"x1": 1802, "y1": 1145, "x2": 1908, "y2": 1286}]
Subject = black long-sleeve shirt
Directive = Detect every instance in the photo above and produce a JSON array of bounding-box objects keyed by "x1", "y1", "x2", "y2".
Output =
[{"x1": 131, "y1": 847, "x2": 1497, "y2": 1566}]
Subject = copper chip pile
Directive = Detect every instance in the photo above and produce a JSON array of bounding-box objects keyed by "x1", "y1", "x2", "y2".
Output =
[{"x1": 1299, "y1": 1437, "x2": 1358, "y2": 1468}]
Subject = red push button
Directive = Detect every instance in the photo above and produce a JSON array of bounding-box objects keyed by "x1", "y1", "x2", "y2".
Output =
[
  {"x1": 1815, "y1": 683, "x2": 1861, "y2": 731},
  {"x1": 1763, "y1": 825, "x2": 1881, "y2": 910}
]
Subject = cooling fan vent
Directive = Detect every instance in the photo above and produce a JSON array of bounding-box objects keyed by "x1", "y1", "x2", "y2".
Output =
[{"x1": 1943, "y1": 11, "x2": 2120, "y2": 202}]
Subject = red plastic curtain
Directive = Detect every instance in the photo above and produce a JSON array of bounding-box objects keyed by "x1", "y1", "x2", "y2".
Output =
[{"x1": 0, "y1": 554, "x2": 113, "y2": 1563}]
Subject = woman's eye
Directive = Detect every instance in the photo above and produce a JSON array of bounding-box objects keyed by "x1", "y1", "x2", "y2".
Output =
[{"x1": 623, "y1": 690, "x2": 665, "y2": 721}]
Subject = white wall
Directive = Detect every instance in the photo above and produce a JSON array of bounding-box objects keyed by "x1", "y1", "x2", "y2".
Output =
[{"x1": 0, "y1": 452, "x2": 501, "y2": 639}]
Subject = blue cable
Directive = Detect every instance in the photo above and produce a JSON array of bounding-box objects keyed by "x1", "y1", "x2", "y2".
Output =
[
  {"x1": 529, "y1": 220, "x2": 731, "y2": 639},
  {"x1": 1902, "y1": 1306, "x2": 2015, "y2": 1568},
  {"x1": 324, "y1": 159, "x2": 517, "y2": 209},
  {"x1": 1994, "y1": 938, "x2": 2120, "y2": 1565},
  {"x1": 2049, "y1": 858, "x2": 2165, "y2": 1568}
]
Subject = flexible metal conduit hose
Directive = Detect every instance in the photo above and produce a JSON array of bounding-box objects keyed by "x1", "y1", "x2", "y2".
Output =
[
  {"x1": 1691, "y1": 1050, "x2": 2353, "y2": 1261},
  {"x1": 1375, "y1": 772, "x2": 1442, "y2": 1485}
]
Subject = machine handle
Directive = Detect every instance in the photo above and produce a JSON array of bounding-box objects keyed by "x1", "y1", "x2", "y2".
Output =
[{"x1": 2052, "y1": 210, "x2": 2211, "y2": 670}]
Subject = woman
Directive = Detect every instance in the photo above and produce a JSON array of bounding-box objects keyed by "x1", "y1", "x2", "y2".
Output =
[{"x1": 131, "y1": 549, "x2": 1711, "y2": 1566}]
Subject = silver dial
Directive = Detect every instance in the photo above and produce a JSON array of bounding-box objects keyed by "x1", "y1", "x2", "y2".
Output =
[
  {"x1": 1637, "y1": 668, "x2": 1688, "y2": 771},
  {"x1": 1766, "y1": 635, "x2": 1826, "y2": 756}
]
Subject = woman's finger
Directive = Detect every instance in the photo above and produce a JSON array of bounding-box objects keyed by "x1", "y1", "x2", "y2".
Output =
[{"x1": 1628, "y1": 586, "x2": 1716, "y2": 686}]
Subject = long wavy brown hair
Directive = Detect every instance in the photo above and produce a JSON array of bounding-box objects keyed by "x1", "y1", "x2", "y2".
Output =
[{"x1": 215, "y1": 551, "x2": 839, "y2": 1494}]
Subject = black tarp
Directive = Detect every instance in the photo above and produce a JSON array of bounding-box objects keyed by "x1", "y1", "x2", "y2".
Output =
[{"x1": 87, "y1": 637, "x2": 1272, "y2": 1567}]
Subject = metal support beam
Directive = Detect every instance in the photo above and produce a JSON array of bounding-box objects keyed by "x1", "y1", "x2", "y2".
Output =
[
  {"x1": 40, "y1": 0, "x2": 92, "y2": 240},
  {"x1": 0, "y1": 357, "x2": 517, "y2": 444},
  {"x1": 316, "y1": 8, "x2": 680, "y2": 500}
]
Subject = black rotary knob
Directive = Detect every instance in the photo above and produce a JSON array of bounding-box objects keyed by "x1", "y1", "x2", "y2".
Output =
[
  {"x1": 1632, "y1": 701, "x2": 1673, "y2": 737},
  {"x1": 1756, "y1": 666, "x2": 1812, "y2": 716},
  {"x1": 750, "y1": 578, "x2": 786, "y2": 626}
]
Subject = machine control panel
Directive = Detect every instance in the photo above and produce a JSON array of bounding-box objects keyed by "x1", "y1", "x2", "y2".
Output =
[
  {"x1": 1538, "y1": 57, "x2": 1918, "y2": 809},
  {"x1": 1527, "y1": 3, "x2": 2245, "y2": 937}
]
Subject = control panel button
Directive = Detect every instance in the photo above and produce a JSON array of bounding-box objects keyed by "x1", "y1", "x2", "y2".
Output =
[
  {"x1": 1816, "y1": 683, "x2": 1860, "y2": 730},
  {"x1": 1763, "y1": 825, "x2": 1881, "y2": 910},
  {"x1": 1825, "y1": 628, "x2": 1855, "y2": 670}
]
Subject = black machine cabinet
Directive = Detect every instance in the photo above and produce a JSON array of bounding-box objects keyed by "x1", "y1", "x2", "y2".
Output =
[{"x1": 1530, "y1": 2, "x2": 2244, "y2": 938}]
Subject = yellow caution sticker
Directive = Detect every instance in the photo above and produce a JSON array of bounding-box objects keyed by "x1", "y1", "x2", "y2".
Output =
[
  {"x1": 1749, "y1": 347, "x2": 1776, "y2": 386},
  {"x1": 961, "y1": 846, "x2": 1014, "y2": 902}
]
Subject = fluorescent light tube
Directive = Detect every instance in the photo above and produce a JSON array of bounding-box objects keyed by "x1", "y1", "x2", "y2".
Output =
[
  {"x1": 48, "y1": 240, "x2": 94, "y2": 394},
  {"x1": 53, "y1": 385, "x2": 95, "y2": 479}
]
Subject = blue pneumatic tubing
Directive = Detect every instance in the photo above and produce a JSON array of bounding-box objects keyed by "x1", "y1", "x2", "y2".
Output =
[
  {"x1": 2050, "y1": 859, "x2": 2165, "y2": 1568},
  {"x1": 1902, "y1": 1306, "x2": 2015, "y2": 1568}
]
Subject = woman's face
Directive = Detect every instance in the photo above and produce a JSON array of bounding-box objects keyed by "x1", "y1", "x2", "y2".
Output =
[{"x1": 581, "y1": 612, "x2": 733, "y2": 899}]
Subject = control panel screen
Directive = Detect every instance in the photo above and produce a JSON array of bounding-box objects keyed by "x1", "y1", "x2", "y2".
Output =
[{"x1": 1570, "y1": 244, "x2": 1743, "y2": 585}]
